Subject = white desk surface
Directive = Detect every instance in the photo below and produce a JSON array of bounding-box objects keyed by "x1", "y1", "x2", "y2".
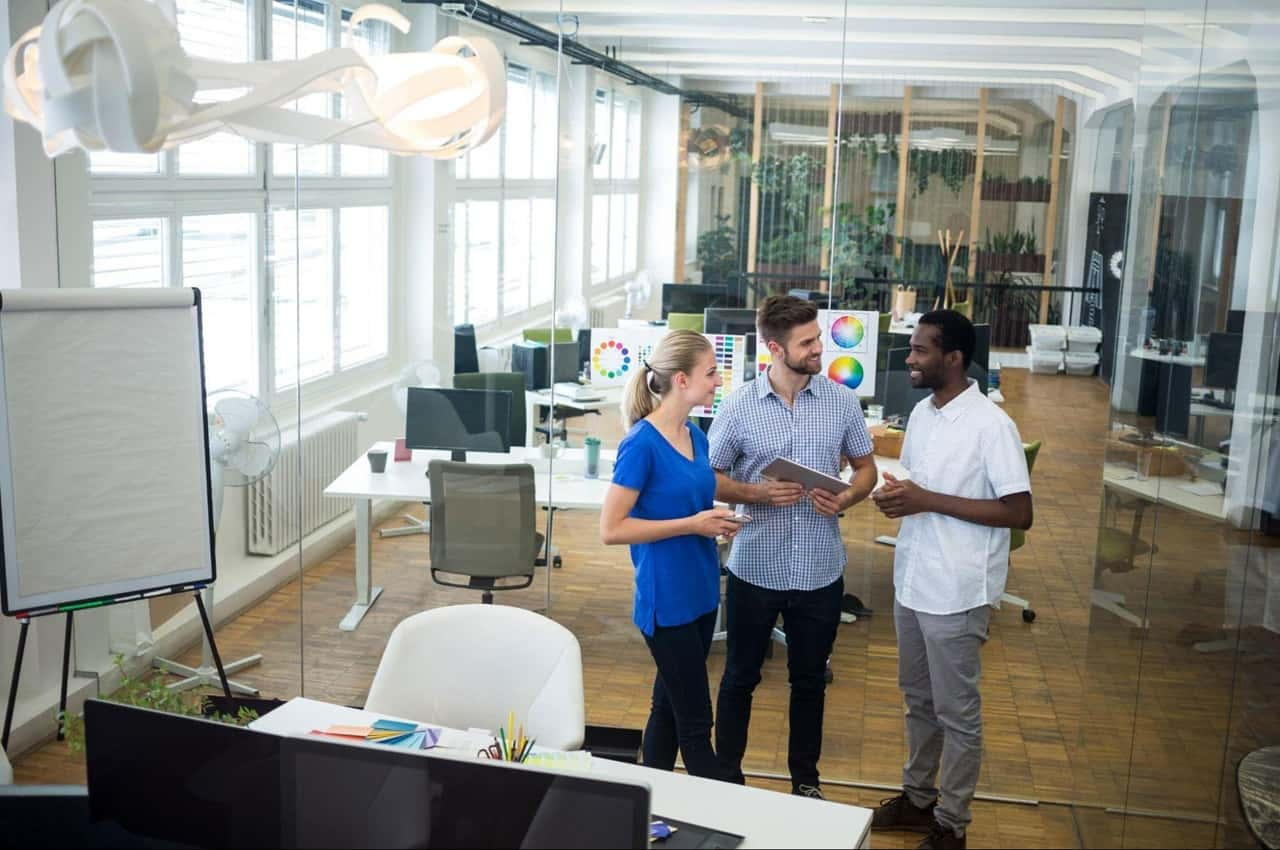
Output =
[
  {"x1": 1128, "y1": 348, "x2": 1206, "y2": 367},
  {"x1": 526, "y1": 385, "x2": 621, "y2": 412},
  {"x1": 252, "y1": 697, "x2": 872, "y2": 850},
  {"x1": 1101, "y1": 462, "x2": 1226, "y2": 521},
  {"x1": 325, "y1": 443, "x2": 618, "y2": 510}
]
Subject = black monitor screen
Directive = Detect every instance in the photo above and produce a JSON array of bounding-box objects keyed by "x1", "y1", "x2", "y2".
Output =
[
  {"x1": 84, "y1": 700, "x2": 282, "y2": 849},
  {"x1": 972, "y1": 323, "x2": 991, "y2": 371},
  {"x1": 1226, "y1": 309, "x2": 1245, "y2": 334},
  {"x1": 405, "y1": 388, "x2": 512, "y2": 454},
  {"x1": 703, "y1": 308, "x2": 757, "y2": 337},
  {"x1": 662, "y1": 284, "x2": 733, "y2": 317},
  {"x1": 1205, "y1": 332, "x2": 1242, "y2": 390},
  {"x1": 551, "y1": 341, "x2": 580, "y2": 383},
  {"x1": 281, "y1": 736, "x2": 650, "y2": 849}
]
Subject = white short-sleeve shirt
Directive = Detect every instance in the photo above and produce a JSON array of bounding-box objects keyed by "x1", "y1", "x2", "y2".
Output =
[{"x1": 893, "y1": 379, "x2": 1031, "y2": 615}]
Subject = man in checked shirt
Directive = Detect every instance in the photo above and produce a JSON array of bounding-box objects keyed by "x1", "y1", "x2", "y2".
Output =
[{"x1": 708, "y1": 295, "x2": 877, "y2": 799}]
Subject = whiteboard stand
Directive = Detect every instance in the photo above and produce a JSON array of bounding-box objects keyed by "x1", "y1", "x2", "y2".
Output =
[
  {"x1": 2, "y1": 591, "x2": 233, "y2": 751},
  {"x1": 153, "y1": 587, "x2": 261, "y2": 696}
]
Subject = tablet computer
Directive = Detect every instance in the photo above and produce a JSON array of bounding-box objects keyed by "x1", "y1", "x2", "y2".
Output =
[{"x1": 760, "y1": 457, "x2": 848, "y2": 493}]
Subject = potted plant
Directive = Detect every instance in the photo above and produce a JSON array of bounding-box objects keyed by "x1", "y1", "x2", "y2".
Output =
[
  {"x1": 59, "y1": 654, "x2": 277, "y2": 752},
  {"x1": 697, "y1": 214, "x2": 739, "y2": 285}
]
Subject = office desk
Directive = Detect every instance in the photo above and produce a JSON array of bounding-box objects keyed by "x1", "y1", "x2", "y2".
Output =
[
  {"x1": 251, "y1": 697, "x2": 873, "y2": 849},
  {"x1": 325, "y1": 443, "x2": 617, "y2": 631},
  {"x1": 1101, "y1": 462, "x2": 1226, "y2": 522},
  {"x1": 524, "y1": 386, "x2": 620, "y2": 448},
  {"x1": 1128, "y1": 348, "x2": 1206, "y2": 367}
]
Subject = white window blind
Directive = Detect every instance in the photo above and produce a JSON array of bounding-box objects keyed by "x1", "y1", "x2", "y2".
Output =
[
  {"x1": 177, "y1": 0, "x2": 253, "y2": 176},
  {"x1": 339, "y1": 206, "x2": 389, "y2": 367},
  {"x1": 91, "y1": 219, "x2": 166, "y2": 288},
  {"x1": 271, "y1": 208, "x2": 334, "y2": 387},
  {"x1": 182, "y1": 213, "x2": 257, "y2": 392}
]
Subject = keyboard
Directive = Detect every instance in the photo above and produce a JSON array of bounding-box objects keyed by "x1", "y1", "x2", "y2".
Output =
[{"x1": 552, "y1": 382, "x2": 604, "y2": 402}]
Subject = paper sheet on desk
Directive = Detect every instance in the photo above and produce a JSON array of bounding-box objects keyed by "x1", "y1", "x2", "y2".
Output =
[
  {"x1": 1178, "y1": 481, "x2": 1223, "y2": 497},
  {"x1": 435, "y1": 728, "x2": 497, "y2": 751}
]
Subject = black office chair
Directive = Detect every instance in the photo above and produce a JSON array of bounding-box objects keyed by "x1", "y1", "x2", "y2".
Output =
[
  {"x1": 427, "y1": 460, "x2": 541, "y2": 603},
  {"x1": 453, "y1": 372, "x2": 526, "y2": 448},
  {"x1": 454, "y1": 324, "x2": 479, "y2": 375}
]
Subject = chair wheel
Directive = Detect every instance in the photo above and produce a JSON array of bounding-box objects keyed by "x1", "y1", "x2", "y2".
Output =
[
  {"x1": 1022, "y1": 609, "x2": 1036, "y2": 623},
  {"x1": 553, "y1": 556, "x2": 562, "y2": 569},
  {"x1": 824, "y1": 665, "x2": 834, "y2": 684}
]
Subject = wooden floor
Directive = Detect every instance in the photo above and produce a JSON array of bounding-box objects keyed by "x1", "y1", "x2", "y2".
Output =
[{"x1": 14, "y1": 367, "x2": 1278, "y2": 850}]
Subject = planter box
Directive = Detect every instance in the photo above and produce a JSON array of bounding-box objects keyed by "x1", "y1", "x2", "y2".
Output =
[
  {"x1": 976, "y1": 252, "x2": 1045, "y2": 274},
  {"x1": 981, "y1": 181, "x2": 1051, "y2": 203}
]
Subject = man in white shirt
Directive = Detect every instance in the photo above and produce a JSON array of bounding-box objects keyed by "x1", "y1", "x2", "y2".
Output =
[{"x1": 869, "y1": 310, "x2": 1033, "y2": 850}]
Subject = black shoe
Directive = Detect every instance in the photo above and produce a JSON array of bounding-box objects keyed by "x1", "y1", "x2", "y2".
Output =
[
  {"x1": 917, "y1": 821, "x2": 965, "y2": 849},
  {"x1": 841, "y1": 593, "x2": 874, "y2": 617},
  {"x1": 871, "y1": 792, "x2": 937, "y2": 832},
  {"x1": 792, "y1": 784, "x2": 824, "y2": 800}
]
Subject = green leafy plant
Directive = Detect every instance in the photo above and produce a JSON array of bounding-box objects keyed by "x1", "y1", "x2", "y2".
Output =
[
  {"x1": 907, "y1": 147, "x2": 972, "y2": 196},
  {"x1": 824, "y1": 202, "x2": 899, "y2": 289},
  {"x1": 696, "y1": 214, "x2": 738, "y2": 283},
  {"x1": 753, "y1": 152, "x2": 822, "y2": 266},
  {"x1": 59, "y1": 654, "x2": 258, "y2": 753}
]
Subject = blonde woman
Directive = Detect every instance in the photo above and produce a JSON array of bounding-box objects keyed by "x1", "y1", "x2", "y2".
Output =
[{"x1": 600, "y1": 329, "x2": 739, "y2": 781}]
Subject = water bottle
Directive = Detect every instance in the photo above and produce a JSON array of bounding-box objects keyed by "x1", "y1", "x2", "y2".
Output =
[
  {"x1": 988, "y1": 357, "x2": 1001, "y2": 393},
  {"x1": 584, "y1": 436, "x2": 601, "y2": 479}
]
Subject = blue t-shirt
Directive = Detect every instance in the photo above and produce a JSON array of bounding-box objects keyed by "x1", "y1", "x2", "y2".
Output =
[{"x1": 611, "y1": 419, "x2": 721, "y2": 636}]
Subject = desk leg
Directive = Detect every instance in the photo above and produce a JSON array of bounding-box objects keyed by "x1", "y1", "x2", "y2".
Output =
[
  {"x1": 339, "y1": 498, "x2": 383, "y2": 632},
  {"x1": 1091, "y1": 589, "x2": 1148, "y2": 628},
  {"x1": 525, "y1": 396, "x2": 537, "y2": 448}
]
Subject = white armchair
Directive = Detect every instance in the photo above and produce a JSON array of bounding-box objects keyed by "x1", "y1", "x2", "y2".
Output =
[{"x1": 364, "y1": 604, "x2": 585, "y2": 750}]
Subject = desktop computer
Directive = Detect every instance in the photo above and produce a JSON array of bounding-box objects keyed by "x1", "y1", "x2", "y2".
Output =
[
  {"x1": 1203, "y1": 332, "x2": 1242, "y2": 405},
  {"x1": 512, "y1": 340, "x2": 580, "y2": 390},
  {"x1": 405, "y1": 387, "x2": 512, "y2": 461},
  {"x1": 661, "y1": 283, "x2": 736, "y2": 317}
]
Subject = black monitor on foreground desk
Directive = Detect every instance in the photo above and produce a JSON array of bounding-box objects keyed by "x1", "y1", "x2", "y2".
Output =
[
  {"x1": 82, "y1": 700, "x2": 651, "y2": 850},
  {"x1": 281, "y1": 736, "x2": 650, "y2": 849},
  {"x1": 406, "y1": 387, "x2": 511, "y2": 462},
  {"x1": 85, "y1": 699, "x2": 283, "y2": 849}
]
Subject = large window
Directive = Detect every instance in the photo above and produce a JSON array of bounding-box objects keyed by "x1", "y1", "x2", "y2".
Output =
[
  {"x1": 590, "y1": 87, "x2": 642, "y2": 286},
  {"x1": 88, "y1": 0, "x2": 392, "y2": 400},
  {"x1": 453, "y1": 63, "x2": 557, "y2": 332}
]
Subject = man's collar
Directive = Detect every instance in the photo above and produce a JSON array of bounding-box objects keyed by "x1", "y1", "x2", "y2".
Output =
[
  {"x1": 758, "y1": 367, "x2": 822, "y2": 399},
  {"x1": 931, "y1": 378, "x2": 982, "y2": 422}
]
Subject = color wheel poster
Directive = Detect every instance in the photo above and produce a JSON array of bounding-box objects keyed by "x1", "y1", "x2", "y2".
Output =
[
  {"x1": 818, "y1": 309, "x2": 878, "y2": 398},
  {"x1": 588, "y1": 327, "x2": 666, "y2": 387}
]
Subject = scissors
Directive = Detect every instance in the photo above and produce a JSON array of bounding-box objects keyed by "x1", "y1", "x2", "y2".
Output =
[{"x1": 477, "y1": 742, "x2": 503, "y2": 759}]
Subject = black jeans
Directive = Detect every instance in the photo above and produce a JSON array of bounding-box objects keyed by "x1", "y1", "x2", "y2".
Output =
[
  {"x1": 715, "y1": 572, "x2": 843, "y2": 788},
  {"x1": 642, "y1": 609, "x2": 728, "y2": 781}
]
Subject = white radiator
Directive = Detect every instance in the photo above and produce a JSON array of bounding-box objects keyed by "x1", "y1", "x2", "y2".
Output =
[
  {"x1": 247, "y1": 410, "x2": 360, "y2": 555},
  {"x1": 589, "y1": 306, "x2": 605, "y2": 328}
]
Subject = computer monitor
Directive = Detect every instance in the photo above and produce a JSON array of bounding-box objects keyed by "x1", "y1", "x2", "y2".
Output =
[
  {"x1": 661, "y1": 283, "x2": 734, "y2": 317},
  {"x1": 551, "y1": 340, "x2": 580, "y2": 384},
  {"x1": 703, "y1": 307, "x2": 757, "y2": 337},
  {"x1": 1226, "y1": 309, "x2": 1245, "y2": 334},
  {"x1": 280, "y1": 735, "x2": 651, "y2": 849},
  {"x1": 405, "y1": 387, "x2": 512, "y2": 461},
  {"x1": 84, "y1": 699, "x2": 283, "y2": 848},
  {"x1": 972, "y1": 323, "x2": 990, "y2": 371},
  {"x1": 1204, "y1": 332, "x2": 1242, "y2": 391},
  {"x1": 883, "y1": 368, "x2": 931, "y2": 422}
]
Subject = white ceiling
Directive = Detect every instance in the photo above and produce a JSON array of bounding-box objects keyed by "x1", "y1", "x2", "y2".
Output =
[{"x1": 494, "y1": 0, "x2": 1280, "y2": 110}]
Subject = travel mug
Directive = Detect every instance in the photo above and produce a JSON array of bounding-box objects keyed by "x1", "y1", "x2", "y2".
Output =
[{"x1": 584, "y1": 437, "x2": 601, "y2": 479}]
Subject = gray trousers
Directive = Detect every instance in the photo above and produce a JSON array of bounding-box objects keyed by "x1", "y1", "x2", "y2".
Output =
[{"x1": 894, "y1": 601, "x2": 991, "y2": 835}]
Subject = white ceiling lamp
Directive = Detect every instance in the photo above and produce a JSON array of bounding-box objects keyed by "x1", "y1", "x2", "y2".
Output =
[{"x1": 3, "y1": 0, "x2": 507, "y2": 160}]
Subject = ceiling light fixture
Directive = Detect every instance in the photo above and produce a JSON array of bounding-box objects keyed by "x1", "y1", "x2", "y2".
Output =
[
  {"x1": 801, "y1": 16, "x2": 831, "y2": 24},
  {"x1": 4, "y1": 0, "x2": 506, "y2": 159}
]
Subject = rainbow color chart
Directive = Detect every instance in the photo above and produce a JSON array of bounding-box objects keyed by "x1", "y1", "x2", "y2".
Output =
[
  {"x1": 818, "y1": 309, "x2": 879, "y2": 397},
  {"x1": 692, "y1": 334, "x2": 745, "y2": 418}
]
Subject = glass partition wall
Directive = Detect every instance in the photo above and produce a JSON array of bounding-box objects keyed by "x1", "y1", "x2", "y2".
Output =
[{"x1": 6, "y1": 4, "x2": 1279, "y2": 848}]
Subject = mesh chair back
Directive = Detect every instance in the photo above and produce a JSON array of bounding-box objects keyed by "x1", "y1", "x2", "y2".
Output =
[
  {"x1": 1009, "y1": 440, "x2": 1042, "y2": 552},
  {"x1": 429, "y1": 461, "x2": 538, "y2": 581},
  {"x1": 453, "y1": 372, "x2": 527, "y2": 447}
]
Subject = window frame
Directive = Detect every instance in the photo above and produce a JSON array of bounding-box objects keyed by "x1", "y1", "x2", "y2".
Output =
[
  {"x1": 589, "y1": 84, "x2": 643, "y2": 294},
  {"x1": 452, "y1": 56, "x2": 560, "y2": 342},
  {"x1": 86, "y1": 0, "x2": 396, "y2": 406}
]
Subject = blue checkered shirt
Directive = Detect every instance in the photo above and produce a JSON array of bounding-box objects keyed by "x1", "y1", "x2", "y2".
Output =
[{"x1": 707, "y1": 371, "x2": 874, "y2": 591}]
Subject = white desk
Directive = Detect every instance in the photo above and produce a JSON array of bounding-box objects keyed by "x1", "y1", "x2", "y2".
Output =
[
  {"x1": 325, "y1": 442, "x2": 616, "y2": 631},
  {"x1": 251, "y1": 697, "x2": 873, "y2": 849},
  {"x1": 524, "y1": 386, "x2": 620, "y2": 448},
  {"x1": 1128, "y1": 348, "x2": 1206, "y2": 367},
  {"x1": 1101, "y1": 461, "x2": 1227, "y2": 522}
]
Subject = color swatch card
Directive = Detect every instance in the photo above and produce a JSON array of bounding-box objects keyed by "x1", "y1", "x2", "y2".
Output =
[
  {"x1": 588, "y1": 327, "x2": 667, "y2": 387},
  {"x1": 692, "y1": 334, "x2": 746, "y2": 418},
  {"x1": 817, "y1": 310, "x2": 879, "y2": 398},
  {"x1": 313, "y1": 719, "x2": 441, "y2": 750}
]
